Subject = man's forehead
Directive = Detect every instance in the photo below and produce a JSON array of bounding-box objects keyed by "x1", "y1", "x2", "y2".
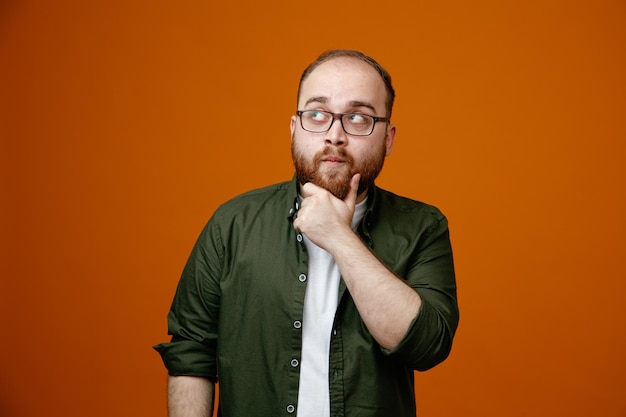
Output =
[
  {"x1": 304, "y1": 57, "x2": 378, "y2": 82},
  {"x1": 299, "y1": 58, "x2": 386, "y2": 109}
]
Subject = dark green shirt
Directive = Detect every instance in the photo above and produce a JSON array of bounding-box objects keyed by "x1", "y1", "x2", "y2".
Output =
[{"x1": 155, "y1": 177, "x2": 459, "y2": 417}]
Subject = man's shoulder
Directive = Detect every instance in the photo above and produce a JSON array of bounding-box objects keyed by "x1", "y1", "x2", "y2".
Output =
[
  {"x1": 229, "y1": 179, "x2": 293, "y2": 202},
  {"x1": 214, "y1": 179, "x2": 294, "y2": 216},
  {"x1": 372, "y1": 186, "x2": 447, "y2": 222}
]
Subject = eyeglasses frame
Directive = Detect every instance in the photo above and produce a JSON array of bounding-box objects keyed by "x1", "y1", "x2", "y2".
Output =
[{"x1": 296, "y1": 110, "x2": 389, "y2": 137}]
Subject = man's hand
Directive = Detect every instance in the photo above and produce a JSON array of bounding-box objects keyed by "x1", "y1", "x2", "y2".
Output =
[{"x1": 293, "y1": 173, "x2": 361, "y2": 252}]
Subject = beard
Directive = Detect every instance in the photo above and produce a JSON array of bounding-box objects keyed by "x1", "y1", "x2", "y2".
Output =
[{"x1": 291, "y1": 136, "x2": 387, "y2": 200}]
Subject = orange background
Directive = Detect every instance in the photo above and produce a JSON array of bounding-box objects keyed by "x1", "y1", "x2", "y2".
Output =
[{"x1": 1, "y1": 1, "x2": 625, "y2": 416}]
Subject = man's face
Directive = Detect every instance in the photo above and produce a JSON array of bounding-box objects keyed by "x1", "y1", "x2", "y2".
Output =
[{"x1": 290, "y1": 57, "x2": 396, "y2": 201}]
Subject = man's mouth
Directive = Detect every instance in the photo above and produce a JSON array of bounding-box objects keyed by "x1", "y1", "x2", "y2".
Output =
[
  {"x1": 321, "y1": 156, "x2": 346, "y2": 167},
  {"x1": 322, "y1": 156, "x2": 345, "y2": 163}
]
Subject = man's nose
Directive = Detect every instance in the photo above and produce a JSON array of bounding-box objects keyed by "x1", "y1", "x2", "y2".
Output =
[{"x1": 324, "y1": 117, "x2": 348, "y2": 146}]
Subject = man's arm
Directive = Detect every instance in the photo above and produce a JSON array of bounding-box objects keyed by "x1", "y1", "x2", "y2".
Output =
[
  {"x1": 293, "y1": 174, "x2": 421, "y2": 350},
  {"x1": 168, "y1": 376, "x2": 215, "y2": 417},
  {"x1": 324, "y1": 227, "x2": 421, "y2": 350}
]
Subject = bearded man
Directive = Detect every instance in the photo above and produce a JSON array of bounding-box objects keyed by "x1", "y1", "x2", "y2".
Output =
[{"x1": 155, "y1": 49, "x2": 459, "y2": 417}]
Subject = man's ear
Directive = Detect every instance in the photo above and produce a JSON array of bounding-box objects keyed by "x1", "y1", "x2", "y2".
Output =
[
  {"x1": 290, "y1": 115, "x2": 297, "y2": 140},
  {"x1": 385, "y1": 124, "x2": 396, "y2": 156}
]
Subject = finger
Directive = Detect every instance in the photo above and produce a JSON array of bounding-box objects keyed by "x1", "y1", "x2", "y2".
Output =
[
  {"x1": 345, "y1": 173, "x2": 361, "y2": 207},
  {"x1": 300, "y1": 181, "x2": 325, "y2": 198}
]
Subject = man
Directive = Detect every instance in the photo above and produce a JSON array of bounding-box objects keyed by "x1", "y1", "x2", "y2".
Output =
[{"x1": 155, "y1": 49, "x2": 459, "y2": 417}]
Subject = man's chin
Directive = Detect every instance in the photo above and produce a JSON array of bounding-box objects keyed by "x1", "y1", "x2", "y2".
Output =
[{"x1": 313, "y1": 175, "x2": 352, "y2": 200}]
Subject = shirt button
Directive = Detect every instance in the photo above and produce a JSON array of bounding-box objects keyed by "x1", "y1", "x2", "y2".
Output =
[
  {"x1": 296, "y1": 234, "x2": 303, "y2": 242},
  {"x1": 290, "y1": 358, "x2": 299, "y2": 367},
  {"x1": 286, "y1": 404, "x2": 295, "y2": 414},
  {"x1": 293, "y1": 320, "x2": 302, "y2": 329},
  {"x1": 298, "y1": 274, "x2": 307, "y2": 282}
]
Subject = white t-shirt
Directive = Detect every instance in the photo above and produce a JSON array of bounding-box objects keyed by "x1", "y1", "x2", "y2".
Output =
[{"x1": 296, "y1": 198, "x2": 367, "y2": 417}]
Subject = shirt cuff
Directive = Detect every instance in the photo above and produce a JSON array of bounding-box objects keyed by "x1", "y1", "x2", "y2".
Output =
[{"x1": 153, "y1": 337, "x2": 218, "y2": 381}]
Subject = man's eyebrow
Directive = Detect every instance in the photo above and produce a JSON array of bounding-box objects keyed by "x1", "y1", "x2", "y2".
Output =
[
  {"x1": 349, "y1": 101, "x2": 377, "y2": 113},
  {"x1": 304, "y1": 96, "x2": 328, "y2": 106},
  {"x1": 303, "y1": 98, "x2": 377, "y2": 113}
]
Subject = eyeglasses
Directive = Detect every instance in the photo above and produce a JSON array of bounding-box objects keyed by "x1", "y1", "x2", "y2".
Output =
[{"x1": 296, "y1": 110, "x2": 389, "y2": 136}]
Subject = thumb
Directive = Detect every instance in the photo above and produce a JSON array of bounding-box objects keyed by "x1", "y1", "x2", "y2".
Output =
[{"x1": 345, "y1": 173, "x2": 361, "y2": 207}]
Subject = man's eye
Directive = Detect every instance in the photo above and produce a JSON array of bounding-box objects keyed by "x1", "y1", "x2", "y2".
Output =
[
  {"x1": 310, "y1": 111, "x2": 328, "y2": 121},
  {"x1": 348, "y1": 114, "x2": 368, "y2": 124}
]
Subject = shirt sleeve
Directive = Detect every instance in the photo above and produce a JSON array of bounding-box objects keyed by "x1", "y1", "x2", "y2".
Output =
[
  {"x1": 153, "y1": 218, "x2": 223, "y2": 380},
  {"x1": 382, "y1": 211, "x2": 459, "y2": 371}
]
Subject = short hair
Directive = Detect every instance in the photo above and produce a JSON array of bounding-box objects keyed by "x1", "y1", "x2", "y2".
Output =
[{"x1": 297, "y1": 49, "x2": 396, "y2": 119}]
